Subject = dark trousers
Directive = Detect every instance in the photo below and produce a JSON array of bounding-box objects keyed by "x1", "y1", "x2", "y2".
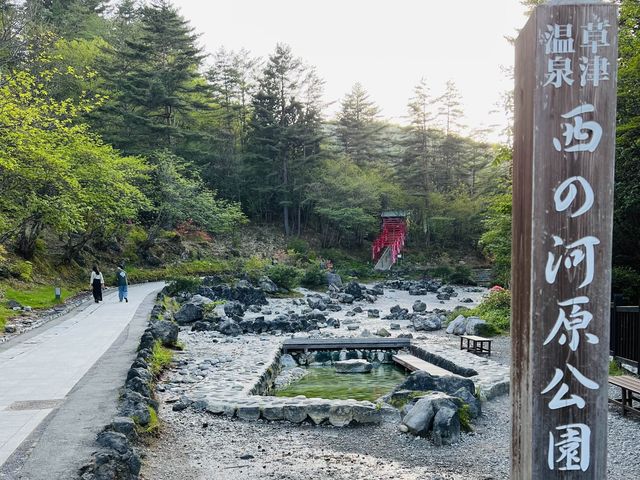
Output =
[{"x1": 92, "y1": 279, "x2": 103, "y2": 302}]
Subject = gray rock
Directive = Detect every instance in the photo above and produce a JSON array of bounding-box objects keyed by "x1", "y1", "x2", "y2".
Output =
[
  {"x1": 465, "y1": 316, "x2": 488, "y2": 335},
  {"x1": 335, "y1": 359, "x2": 372, "y2": 373},
  {"x1": 283, "y1": 404, "x2": 308, "y2": 423},
  {"x1": 338, "y1": 293, "x2": 354, "y2": 304},
  {"x1": 389, "y1": 323, "x2": 401, "y2": 330},
  {"x1": 174, "y1": 303, "x2": 204, "y2": 325},
  {"x1": 306, "y1": 403, "x2": 331, "y2": 425},
  {"x1": 110, "y1": 417, "x2": 137, "y2": 439},
  {"x1": 446, "y1": 315, "x2": 468, "y2": 335},
  {"x1": 189, "y1": 294, "x2": 213, "y2": 305},
  {"x1": 376, "y1": 328, "x2": 391, "y2": 337},
  {"x1": 6, "y1": 300, "x2": 21, "y2": 309},
  {"x1": 96, "y1": 431, "x2": 130, "y2": 455},
  {"x1": 328, "y1": 405, "x2": 353, "y2": 426},
  {"x1": 344, "y1": 282, "x2": 363, "y2": 299},
  {"x1": 412, "y1": 315, "x2": 443, "y2": 331},
  {"x1": 218, "y1": 319, "x2": 241, "y2": 336},
  {"x1": 346, "y1": 324, "x2": 359, "y2": 331},
  {"x1": 352, "y1": 306, "x2": 363, "y2": 313},
  {"x1": 150, "y1": 320, "x2": 179, "y2": 346},
  {"x1": 258, "y1": 276, "x2": 278, "y2": 293},
  {"x1": 237, "y1": 405, "x2": 261, "y2": 421},
  {"x1": 279, "y1": 354, "x2": 298, "y2": 368},
  {"x1": 432, "y1": 405, "x2": 460, "y2": 446},
  {"x1": 261, "y1": 405, "x2": 284, "y2": 421},
  {"x1": 236, "y1": 279, "x2": 252, "y2": 289},
  {"x1": 395, "y1": 370, "x2": 475, "y2": 396},
  {"x1": 460, "y1": 297, "x2": 474, "y2": 303},
  {"x1": 307, "y1": 297, "x2": 327, "y2": 311},
  {"x1": 351, "y1": 404, "x2": 380, "y2": 424},
  {"x1": 224, "y1": 301, "x2": 245, "y2": 318},
  {"x1": 327, "y1": 273, "x2": 343, "y2": 287},
  {"x1": 453, "y1": 387, "x2": 481, "y2": 419},
  {"x1": 436, "y1": 293, "x2": 450, "y2": 301},
  {"x1": 402, "y1": 397, "x2": 436, "y2": 436},
  {"x1": 412, "y1": 300, "x2": 427, "y2": 312},
  {"x1": 191, "y1": 320, "x2": 215, "y2": 332},
  {"x1": 367, "y1": 309, "x2": 380, "y2": 318},
  {"x1": 4, "y1": 325, "x2": 17, "y2": 334}
]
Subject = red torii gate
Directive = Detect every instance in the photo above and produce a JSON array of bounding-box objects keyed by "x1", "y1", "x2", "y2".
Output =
[{"x1": 372, "y1": 211, "x2": 408, "y2": 269}]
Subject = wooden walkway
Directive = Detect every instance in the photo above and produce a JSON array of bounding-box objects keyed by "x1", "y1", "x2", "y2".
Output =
[
  {"x1": 281, "y1": 337, "x2": 410, "y2": 353},
  {"x1": 392, "y1": 353, "x2": 457, "y2": 377}
]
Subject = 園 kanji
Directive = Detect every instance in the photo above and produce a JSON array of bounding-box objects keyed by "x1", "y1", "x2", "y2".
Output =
[{"x1": 548, "y1": 424, "x2": 591, "y2": 471}]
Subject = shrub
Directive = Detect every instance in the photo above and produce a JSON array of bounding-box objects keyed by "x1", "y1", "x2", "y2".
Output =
[
  {"x1": 448, "y1": 265, "x2": 476, "y2": 285},
  {"x1": 458, "y1": 403, "x2": 473, "y2": 432},
  {"x1": 267, "y1": 264, "x2": 303, "y2": 291},
  {"x1": 612, "y1": 266, "x2": 640, "y2": 304},
  {"x1": 243, "y1": 255, "x2": 270, "y2": 282},
  {"x1": 430, "y1": 264, "x2": 453, "y2": 281},
  {"x1": 164, "y1": 276, "x2": 202, "y2": 296},
  {"x1": 301, "y1": 266, "x2": 327, "y2": 287},
  {"x1": 609, "y1": 359, "x2": 626, "y2": 376},
  {"x1": 455, "y1": 290, "x2": 511, "y2": 335},
  {"x1": 11, "y1": 260, "x2": 33, "y2": 282},
  {"x1": 287, "y1": 238, "x2": 310, "y2": 255},
  {"x1": 149, "y1": 340, "x2": 174, "y2": 376}
]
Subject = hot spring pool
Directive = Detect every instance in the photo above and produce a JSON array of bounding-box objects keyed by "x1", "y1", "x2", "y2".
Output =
[{"x1": 275, "y1": 365, "x2": 407, "y2": 402}]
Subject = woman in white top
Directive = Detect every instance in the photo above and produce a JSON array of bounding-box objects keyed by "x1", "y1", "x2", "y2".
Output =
[{"x1": 90, "y1": 265, "x2": 105, "y2": 303}]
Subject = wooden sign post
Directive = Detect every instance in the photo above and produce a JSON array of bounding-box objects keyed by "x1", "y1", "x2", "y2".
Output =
[{"x1": 512, "y1": 1, "x2": 617, "y2": 478}]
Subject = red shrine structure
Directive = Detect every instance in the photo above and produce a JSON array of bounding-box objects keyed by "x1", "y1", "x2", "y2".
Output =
[{"x1": 372, "y1": 211, "x2": 408, "y2": 270}]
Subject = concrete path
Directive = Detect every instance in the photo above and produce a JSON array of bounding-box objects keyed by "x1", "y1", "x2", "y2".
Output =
[{"x1": 0, "y1": 282, "x2": 163, "y2": 478}]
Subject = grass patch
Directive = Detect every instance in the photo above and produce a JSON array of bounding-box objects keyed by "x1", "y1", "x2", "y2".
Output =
[
  {"x1": 127, "y1": 259, "x2": 235, "y2": 283},
  {"x1": 0, "y1": 283, "x2": 83, "y2": 331},
  {"x1": 149, "y1": 340, "x2": 174, "y2": 377},
  {"x1": 458, "y1": 403, "x2": 473, "y2": 432},
  {"x1": 448, "y1": 290, "x2": 511, "y2": 336},
  {"x1": 609, "y1": 359, "x2": 626, "y2": 376},
  {"x1": 133, "y1": 406, "x2": 160, "y2": 435}
]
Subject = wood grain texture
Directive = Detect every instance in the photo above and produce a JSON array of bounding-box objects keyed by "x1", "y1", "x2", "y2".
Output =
[{"x1": 512, "y1": 3, "x2": 617, "y2": 478}]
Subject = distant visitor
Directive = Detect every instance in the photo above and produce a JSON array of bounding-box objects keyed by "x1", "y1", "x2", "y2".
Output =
[
  {"x1": 117, "y1": 265, "x2": 129, "y2": 303},
  {"x1": 90, "y1": 265, "x2": 104, "y2": 303}
]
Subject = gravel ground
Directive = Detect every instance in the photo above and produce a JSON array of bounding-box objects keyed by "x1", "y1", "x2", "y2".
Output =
[{"x1": 140, "y1": 285, "x2": 640, "y2": 479}]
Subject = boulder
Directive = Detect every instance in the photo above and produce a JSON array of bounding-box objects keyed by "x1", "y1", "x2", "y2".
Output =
[
  {"x1": 224, "y1": 301, "x2": 245, "y2": 318},
  {"x1": 326, "y1": 273, "x2": 343, "y2": 288},
  {"x1": 306, "y1": 403, "x2": 331, "y2": 425},
  {"x1": 370, "y1": 284, "x2": 384, "y2": 296},
  {"x1": 335, "y1": 359, "x2": 372, "y2": 373},
  {"x1": 453, "y1": 387, "x2": 481, "y2": 419},
  {"x1": 465, "y1": 316, "x2": 488, "y2": 335},
  {"x1": 283, "y1": 404, "x2": 308, "y2": 423},
  {"x1": 328, "y1": 405, "x2": 353, "y2": 426},
  {"x1": 174, "y1": 303, "x2": 204, "y2": 325},
  {"x1": 189, "y1": 294, "x2": 213, "y2": 305},
  {"x1": 376, "y1": 328, "x2": 391, "y2": 337},
  {"x1": 258, "y1": 276, "x2": 278, "y2": 294},
  {"x1": 412, "y1": 315, "x2": 443, "y2": 332},
  {"x1": 236, "y1": 279, "x2": 252, "y2": 289},
  {"x1": 279, "y1": 354, "x2": 298, "y2": 369},
  {"x1": 6, "y1": 300, "x2": 21, "y2": 309},
  {"x1": 338, "y1": 293, "x2": 354, "y2": 304},
  {"x1": 412, "y1": 300, "x2": 427, "y2": 313},
  {"x1": 344, "y1": 282, "x2": 363, "y2": 299},
  {"x1": 367, "y1": 309, "x2": 380, "y2": 318},
  {"x1": 149, "y1": 320, "x2": 179, "y2": 346},
  {"x1": 389, "y1": 323, "x2": 401, "y2": 330},
  {"x1": 395, "y1": 370, "x2": 475, "y2": 396},
  {"x1": 307, "y1": 297, "x2": 327, "y2": 311},
  {"x1": 191, "y1": 320, "x2": 215, "y2": 332},
  {"x1": 436, "y1": 293, "x2": 450, "y2": 301},
  {"x1": 401, "y1": 397, "x2": 436, "y2": 436},
  {"x1": 110, "y1": 417, "x2": 137, "y2": 439},
  {"x1": 445, "y1": 315, "x2": 468, "y2": 335},
  {"x1": 460, "y1": 297, "x2": 474, "y2": 303},
  {"x1": 432, "y1": 405, "x2": 461, "y2": 446},
  {"x1": 218, "y1": 319, "x2": 241, "y2": 336}
]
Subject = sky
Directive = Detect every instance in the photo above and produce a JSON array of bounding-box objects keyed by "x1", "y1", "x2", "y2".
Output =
[{"x1": 171, "y1": 0, "x2": 530, "y2": 142}]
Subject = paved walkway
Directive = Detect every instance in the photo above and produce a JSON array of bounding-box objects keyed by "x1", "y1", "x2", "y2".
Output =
[{"x1": 0, "y1": 282, "x2": 163, "y2": 475}]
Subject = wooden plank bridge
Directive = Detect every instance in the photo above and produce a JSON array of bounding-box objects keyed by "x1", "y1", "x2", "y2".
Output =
[{"x1": 281, "y1": 337, "x2": 411, "y2": 353}]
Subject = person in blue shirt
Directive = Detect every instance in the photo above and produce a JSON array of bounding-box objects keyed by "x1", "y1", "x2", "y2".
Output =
[{"x1": 116, "y1": 265, "x2": 128, "y2": 303}]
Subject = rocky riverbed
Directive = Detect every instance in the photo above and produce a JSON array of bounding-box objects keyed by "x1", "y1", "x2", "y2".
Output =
[{"x1": 139, "y1": 280, "x2": 640, "y2": 479}]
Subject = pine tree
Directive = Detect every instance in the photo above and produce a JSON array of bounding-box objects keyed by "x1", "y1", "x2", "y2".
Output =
[
  {"x1": 96, "y1": 0, "x2": 207, "y2": 155},
  {"x1": 247, "y1": 44, "x2": 324, "y2": 235},
  {"x1": 436, "y1": 79, "x2": 465, "y2": 136},
  {"x1": 336, "y1": 82, "x2": 385, "y2": 166}
]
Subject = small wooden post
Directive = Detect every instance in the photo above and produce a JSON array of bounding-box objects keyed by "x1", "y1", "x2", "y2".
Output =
[{"x1": 512, "y1": 1, "x2": 617, "y2": 478}]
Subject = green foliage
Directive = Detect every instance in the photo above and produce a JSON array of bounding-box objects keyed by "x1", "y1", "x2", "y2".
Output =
[
  {"x1": 458, "y1": 404, "x2": 473, "y2": 432},
  {"x1": 612, "y1": 266, "x2": 640, "y2": 305},
  {"x1": 267, "y1": 264, "x2": 303, "y2": 291},
  {"x1": 479, "y1": 193, "x2": 512, "y2": 286},
  {"x1": 243, "y1": 255, "x2": 270, "y2": 282},
  {"x1": 11, "y1": 261, "x2": 33, "y2": 282},
  {"x1": 301, "y1": 266, "x2": 327, "y2": 287},
  {"x1": 609, "y1": 359, "x2": 626, "y2": 377},
  {"x1": 455, "y1": 290, "x2": 511, "y2": 335},
  {"x1": 134, "y1": 405, "x2": 160, "y2": 435},
  {"x1": 149, "y1": 340, "x2": 174, "y2": 377},
  {"x1": 127, "y1": 259, "x2": 234, "y2": 284},
  {"x1": 162, "y1": 276, "x2": 203, "y2": 296},
  {"x1": 287, "y1": 238, "x2": 310, "y2": 255}
]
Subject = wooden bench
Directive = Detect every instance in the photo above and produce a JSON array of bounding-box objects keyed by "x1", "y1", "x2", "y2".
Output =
[
  {"x1": 392, "y1": 354, "x2": 458, "y2": 377},
  {"x1": 608, "y1": 375, "x2": 640, "y2": 416},
  {"x1": 460, "y1": 335, "x2": 492, "y2": 356}
]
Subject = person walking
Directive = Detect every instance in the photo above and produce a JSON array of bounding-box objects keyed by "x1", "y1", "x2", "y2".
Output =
[
  {"x1": 116, "y1": 265, "x2": 128, "y2": 303},
  {"x1": 90, "y1": 265, "x2": 104, "y2": 303}
]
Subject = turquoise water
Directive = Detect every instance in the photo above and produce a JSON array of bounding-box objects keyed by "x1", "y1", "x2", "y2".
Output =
[{"x1": 275, "y1": 365, "x2": 407, "y2": 402}]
